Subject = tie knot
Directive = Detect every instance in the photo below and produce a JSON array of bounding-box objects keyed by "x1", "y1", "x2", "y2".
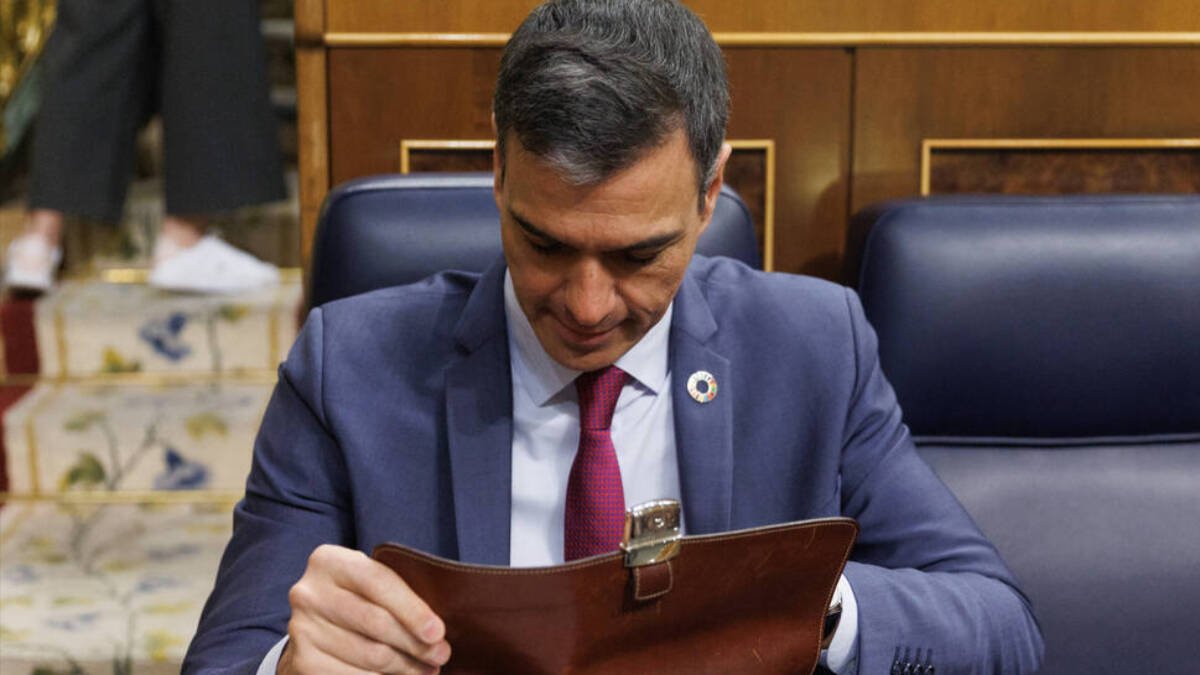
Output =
[{"x1": 575, "y1": 366, "x2": 629, "y2": 430}]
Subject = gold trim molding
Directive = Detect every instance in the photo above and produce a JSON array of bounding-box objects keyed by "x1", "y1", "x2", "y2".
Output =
[
  {"x1": 920, "y1": 138, "x2": 1200, "y2": 195},
  {"x1": 23, "y1": 382, "x2": 58, "y2": 496},
  {"x1": 324, "y1": 31, "x2": 1200, "y2": 49},
  {"x1": 399, "y1": 139, "x2": 495, "y2": 174},
  {"x1": 1, "y1": 370, "x2": 279, "y2": 387},
  {"x1": 0, "y1": 490, "x2": 242, "y2": 505},
  {"x1": 94, "y1": 266, "x2": 303, "y2": 285},
  {"x1": 727, "y1": 139, "x2": 776, "y2": 272},
  {"x1": 398, "y1": 138, "x2": 776, "y2": 271},
  {"x1": 0, "y1": 318, "x2": 7, "y2": 377}
]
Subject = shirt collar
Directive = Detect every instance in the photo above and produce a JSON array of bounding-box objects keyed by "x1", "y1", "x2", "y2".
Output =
[{"x1": 504, "y1": 269, "x2": 672, "y2": 406}]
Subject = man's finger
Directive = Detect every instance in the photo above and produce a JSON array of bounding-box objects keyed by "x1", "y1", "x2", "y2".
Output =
[
  {"x1": 308, "y1": 583, "x2": 451, "y2": 667},
  {"x1": 280, "y1": 632, "x2": 379, "y2": 675},
  {"x1": 318, "y1": 547, "x2": 446, "y2": 645},
  {"x1": 298, "y1": 610, "x2": 443, "y2": 675}
]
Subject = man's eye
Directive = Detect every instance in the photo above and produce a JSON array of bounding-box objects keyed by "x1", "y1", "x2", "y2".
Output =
[
  {"x1": 624, "y1": 250, "x2": 661, "y2": 266},
  {"x1": 529, "y1": 239, "x2": 562, "y2": 255}
]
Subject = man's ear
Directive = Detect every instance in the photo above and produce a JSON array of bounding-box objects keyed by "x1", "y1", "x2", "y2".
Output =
[{"x1": 699, "y1": 142, "x2": 734, "y2": 229}]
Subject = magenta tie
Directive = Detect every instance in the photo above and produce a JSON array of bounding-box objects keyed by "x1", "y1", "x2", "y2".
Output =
[{"x1": 564, "y1": 366, "x2": 630, "y2": 561}]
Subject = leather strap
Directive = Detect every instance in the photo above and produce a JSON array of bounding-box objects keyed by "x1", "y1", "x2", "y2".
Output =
[{"x1": 632, "y1": 561, "x2": 674, "y2": 601}]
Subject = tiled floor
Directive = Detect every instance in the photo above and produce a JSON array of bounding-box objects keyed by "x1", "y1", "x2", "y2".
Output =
[
  {"x1": 2, "y1": 7, "x2": 300, "y2": 668},
  {"x1": 1, "y1": 278, "x2": 300, "y2": 672}
]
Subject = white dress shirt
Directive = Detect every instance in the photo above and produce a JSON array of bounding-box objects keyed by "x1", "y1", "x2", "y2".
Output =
[
  {"x1": 502, "y1": 273, "x2": 858, "y2": 672},
  {"x1": 256, "y1": 271, "x2": 857, "y2": 673},
  {"x1": 505, "y1": 272, "x2": 681, "y2": 566}
]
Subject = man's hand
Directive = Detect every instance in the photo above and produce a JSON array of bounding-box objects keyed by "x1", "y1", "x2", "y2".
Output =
[{"x1": 278, "y1": 544, "x2": 452, "y2": 674}]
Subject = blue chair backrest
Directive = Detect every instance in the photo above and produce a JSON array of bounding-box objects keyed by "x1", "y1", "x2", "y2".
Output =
[{"x1": 855, "y1": 194, "x2": 1200, "y2": 674}]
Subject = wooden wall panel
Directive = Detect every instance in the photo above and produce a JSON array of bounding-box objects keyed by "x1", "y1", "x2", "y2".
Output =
[
  {"x1": 724, "y1": 50, "x2": 851, "y2": 277},
  {"x1": 929, "y1": 148, "x2": 1200, "y2": 195},
  {"x1": 851, "y1": 48, "x2": 1200, "y2": 213},
  {"x1": 327, "y1": 47, "x2": 851, "y2": 277},
  {"x1": 327, "y1": 0, "x2": 1200, "y2": 34},
  {"x1": 688, "y1": 0, "x2": 1200, "y2": 32},
  {"x1": 303, "y1": 1, "x2": 1200, "y2": 277},
  {"x1": 294, "y1": 0, "x2": 328, "y2": 263},
  {"x1": 328, "y1": 49, "x2": 501, "y2": 184},
  {"x1": 722, "y1": 149, "x2": 769, "y2": 258},
  {"x1": 406, "y1": 148, "x2": 492, "y2": 173}
]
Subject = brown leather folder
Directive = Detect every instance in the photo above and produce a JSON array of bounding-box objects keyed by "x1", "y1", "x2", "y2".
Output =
[{"x1": 372, "y1": 516, "x2": 858, "y2": 674}]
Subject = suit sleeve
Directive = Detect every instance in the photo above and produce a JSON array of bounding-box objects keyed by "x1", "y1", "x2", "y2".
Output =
[
  {"x1": 183, "y1": 308, "x2": 354, "y2": 673},
  {"x1": 836, "y1": 289, "x2": 1044, "y2": 674}
]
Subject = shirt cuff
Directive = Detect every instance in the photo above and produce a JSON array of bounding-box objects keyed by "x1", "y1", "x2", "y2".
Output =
[
  {"x1": 819, "y1": 573, "x2": 860, "y2": 674},
  {"x1": 257, "y1": 635, "x2": 289, "y2": 675}
]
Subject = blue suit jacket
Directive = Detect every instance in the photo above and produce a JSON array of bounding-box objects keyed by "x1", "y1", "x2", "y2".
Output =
[{"x1": 185, "y1": 256, "x2": 1043, "y2": 673}]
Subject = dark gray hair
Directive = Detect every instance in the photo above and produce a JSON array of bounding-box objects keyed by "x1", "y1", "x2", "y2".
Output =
[{"x1": 493, "y1": 0, "x2": 729, "y2": 204}]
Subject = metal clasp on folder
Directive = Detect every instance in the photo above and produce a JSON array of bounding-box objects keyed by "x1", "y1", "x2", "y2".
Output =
[{"x1": 622, "y1": 500, "x2": 682, "y2": 567}]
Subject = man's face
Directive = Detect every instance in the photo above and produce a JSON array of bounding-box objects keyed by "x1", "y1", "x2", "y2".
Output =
[{"x1": 495, "y1": 128, "x2": 730, "y2": 372}]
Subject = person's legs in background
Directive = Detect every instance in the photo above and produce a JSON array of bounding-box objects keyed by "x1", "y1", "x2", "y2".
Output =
[
  {"x1": 147, "y1": 0, "x2": 285, "y2": 293},
  {"x1": 6, "y1": 0, "x2": 286, "y2": 294},
  {"x1": 7, "y1": 0, "x2": 150, "y2": 291}
]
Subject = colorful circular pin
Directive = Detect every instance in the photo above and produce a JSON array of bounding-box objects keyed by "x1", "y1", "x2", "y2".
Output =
[{"x1": 686, "y1": 370, "x2": 718, "y2": 403}]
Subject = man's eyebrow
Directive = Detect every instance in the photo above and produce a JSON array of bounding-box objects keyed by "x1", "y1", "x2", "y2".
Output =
[
  {"x1": 509, "y1": 208, "x2": 562, "y2": 246},
  {"x1": 624, "y1": 231, "x2": 684, "y2": 252},
  {"x1": 509, "y1": 207, "x2": 685, "y2": 252}
]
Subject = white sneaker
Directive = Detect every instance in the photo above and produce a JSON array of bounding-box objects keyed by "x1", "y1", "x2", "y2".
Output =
[
  {"x1": 151, "y1": 234, "x2": 186, "y2": 268},
  {"x1": 148, "y1": 235, "x2": 279, "y2": 294},
  {"x1": 4, "y1": 232, "x2": 62, "y2": 292}
]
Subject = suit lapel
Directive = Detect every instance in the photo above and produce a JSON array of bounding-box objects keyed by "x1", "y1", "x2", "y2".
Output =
[
  {"x1": 445, "y1": 259, "x2": 513, "y2": 565},
  {"x1": 670, "y1": 265, "x2": 733, "y2": 535},
  {"x1": 443, "y1": 258, "x2": 736, "y2": 559}
]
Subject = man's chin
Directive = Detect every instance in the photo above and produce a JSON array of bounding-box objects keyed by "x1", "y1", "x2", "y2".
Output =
[
  {"x1": 534, "y1": 321, "x2": 630, "y2": 371},
  {"x1": 547, "y1": 344, "x2": 623, "y2": 373}
]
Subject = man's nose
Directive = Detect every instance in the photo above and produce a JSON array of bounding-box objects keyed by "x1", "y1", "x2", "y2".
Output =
[{"x1": 563, "y1": 258, "x2": 617, "y2": 328}]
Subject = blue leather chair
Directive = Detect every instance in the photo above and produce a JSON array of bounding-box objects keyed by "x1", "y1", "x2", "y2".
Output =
[
  {"x1": 308, "y1": 172, "x2": 760, "y2": 308},
  {"x1": 855, "y1": 195, "x2": 1200, "y2": 674}
]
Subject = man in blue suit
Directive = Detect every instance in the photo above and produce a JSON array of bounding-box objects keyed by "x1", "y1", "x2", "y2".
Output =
[{"x1": 186, "y1": 1, "x2": 1043, "y2": 673}]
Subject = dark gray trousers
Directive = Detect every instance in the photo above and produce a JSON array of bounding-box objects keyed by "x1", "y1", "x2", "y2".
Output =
[{"x1": 29, "y1": 0, "x2": 285, "y2": 223}]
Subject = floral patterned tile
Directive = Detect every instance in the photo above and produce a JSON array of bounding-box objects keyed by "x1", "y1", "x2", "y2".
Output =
[
  {"x1": 4, "y1": 381, "x2": 273, "y2": 496},
  {"x1": 0, "y1": 500, "x2": 236, "y2": 674},
  {"x1": 35, "y1": 280, "x2": 301, "y2": 378}
]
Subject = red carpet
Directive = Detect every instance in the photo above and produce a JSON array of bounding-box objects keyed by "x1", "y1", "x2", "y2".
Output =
[
  {"x1": 1, "y1": 298, "x2": 39, "y2": 375},
  {"x1": 1, "y1": 298, "x2": 40, "y2": 498}
]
